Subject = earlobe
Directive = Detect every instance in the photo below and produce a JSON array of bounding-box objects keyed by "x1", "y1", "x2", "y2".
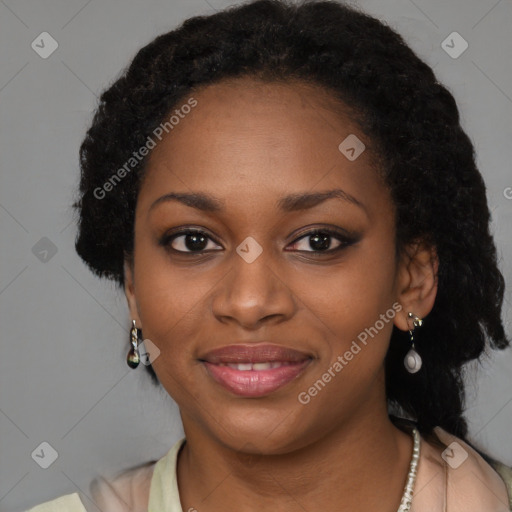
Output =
[
  {"x1": 394, "y1": 241, "x2": 438, "y2": 332},
  {"x1": 123, "y1": 260, "x2": 141, "y2": 325}
]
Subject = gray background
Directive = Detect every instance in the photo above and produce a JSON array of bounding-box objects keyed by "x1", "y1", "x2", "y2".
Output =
[{"x1": 0, "y1": 0, "x2": 511, "y2": 511}]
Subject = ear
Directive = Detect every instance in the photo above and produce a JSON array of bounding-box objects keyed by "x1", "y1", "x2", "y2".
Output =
[
  {"x1": 394, "y1": 240, "x2": 438, "y2": 332},
  {"x1": 124, "y1": 259, "x2": 141, "y2": 326}
]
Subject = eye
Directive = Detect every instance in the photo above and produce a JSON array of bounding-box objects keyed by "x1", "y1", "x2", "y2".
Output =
[
  {"x1": 287, "y1": 228, "x2": 357, "y2": 253},
  {"x1": 159, "y1": 229, "x2": 222, "y2": 253},
  {"x1": 159, "y1": 227, "x2": 358, "y2": 255}
]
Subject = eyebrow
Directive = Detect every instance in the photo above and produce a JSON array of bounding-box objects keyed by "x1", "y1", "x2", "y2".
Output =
[{"x1": 148, "y1": 188, "x2": 366, "y2": 215}]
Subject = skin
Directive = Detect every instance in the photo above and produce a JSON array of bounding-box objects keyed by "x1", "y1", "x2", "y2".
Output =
[{"x1": 123, "y1": 77, "x2": 438, "y2": 512}]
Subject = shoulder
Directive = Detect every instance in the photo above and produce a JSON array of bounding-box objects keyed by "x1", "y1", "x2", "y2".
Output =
[
  {"x1": 414, "y1": 425, "x2": 512, "y2": 511},
  {"x1": 91, "y1": 437, "x2": 187, "y2": 512},
  {"x1": 90, "y1": 459, "x2": 157, "y2": 512},
  {"x1": 25, "y1": 454, "x2": 165, "y2": 512},
  {"x1": 25, "y1": 492, "x2": 87, "y2": 512},
  {"x1": 490, "y1": 459, "x2": 512, "y2": 510}
]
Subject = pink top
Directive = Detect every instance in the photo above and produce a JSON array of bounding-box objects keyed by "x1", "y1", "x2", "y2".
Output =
[{"x1": 26, "y1": 425, "x2": 512, "y2": 512}]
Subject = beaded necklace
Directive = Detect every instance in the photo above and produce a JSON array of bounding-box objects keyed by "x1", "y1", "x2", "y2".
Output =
[{"x1": 397, "y1": 427, "x2": 421, "y2": 512}]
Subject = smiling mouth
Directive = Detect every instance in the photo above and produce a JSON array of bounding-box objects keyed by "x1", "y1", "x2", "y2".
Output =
[
  {"x1": 200, "y1": 358, "x2": 313, "y2": 397},
  {"x1": 198, "y1": 342, "x2": 314, "y2": 397}
]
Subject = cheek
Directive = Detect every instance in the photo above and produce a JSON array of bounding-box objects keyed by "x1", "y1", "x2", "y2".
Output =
[
  {"x1": 291, "y1": 235, "x2": 397, "y2": 397},
  {"x1": 296, "y1": 233, "x2": 397, "y2": 338},
  {"x1": 131, "y1": 235, "x2": 214, "y2": 377}
]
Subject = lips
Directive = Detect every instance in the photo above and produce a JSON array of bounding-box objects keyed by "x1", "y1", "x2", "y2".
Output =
[
  {"x1": 199, "y1": 343, "x2": 313, "y2": 397},
  {"x1": 199, "y1": 343, "x2": 312, "y2": 364}
]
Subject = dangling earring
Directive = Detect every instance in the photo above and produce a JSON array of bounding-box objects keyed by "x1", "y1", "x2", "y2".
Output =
[
  {"x1": 404, "y1": 312, "x2": 423, "y2": 374},
  {"x1": 127, "y1": 320, "x2": 141, "y2": 369}
]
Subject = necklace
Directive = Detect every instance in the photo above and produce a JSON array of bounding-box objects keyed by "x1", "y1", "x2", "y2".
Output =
[{"x1": 396, "y1": 427, "x2": 421, "y2": 512}]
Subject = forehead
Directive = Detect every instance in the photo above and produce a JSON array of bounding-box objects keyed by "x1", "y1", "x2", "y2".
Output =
[
  {"x1": 149, "y1": 76, "x2": 364, "y2": 159},
  {"x1": 137, "y1": 77, "x2": 389, "y2": 219}
]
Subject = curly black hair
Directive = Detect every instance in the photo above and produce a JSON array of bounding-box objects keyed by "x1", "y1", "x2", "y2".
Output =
[{"x1": 72, "y1": 0, "x2": 509, "y2": 441}]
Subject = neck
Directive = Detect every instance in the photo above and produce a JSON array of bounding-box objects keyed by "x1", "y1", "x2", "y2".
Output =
[{"x1": 176, "y1": 401, "x2": 413, "y2": 512}]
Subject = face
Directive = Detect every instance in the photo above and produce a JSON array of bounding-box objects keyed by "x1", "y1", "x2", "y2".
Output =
[{"x1": 124, "y1": 77, "x2": 426, "y2": 454}]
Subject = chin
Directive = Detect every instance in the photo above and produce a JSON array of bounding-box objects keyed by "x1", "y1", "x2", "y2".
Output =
[{"x1": 205, "y1": 404, "x2": 316, "y2": 455}]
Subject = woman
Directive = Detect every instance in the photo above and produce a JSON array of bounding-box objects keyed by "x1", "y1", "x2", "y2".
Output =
[{"x1": 26, "y1": 0, "x2": 512, "y2": 510}]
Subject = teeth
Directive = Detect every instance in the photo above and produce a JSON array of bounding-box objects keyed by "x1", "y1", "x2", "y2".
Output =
[
  {"x1": 222, "y1": 362, "x2": 293, "y2": 370},
  {"x1": 253, "y1": 362, "x2": 272, "y2": 370},
  {"x1": 230, "y1": 363, "x2": 253, "y2": 371}
]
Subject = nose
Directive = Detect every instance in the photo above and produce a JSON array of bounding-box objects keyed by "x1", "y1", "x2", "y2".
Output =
[{"x1": 211, "y1": 246, "x2": 297, "y2": 330}]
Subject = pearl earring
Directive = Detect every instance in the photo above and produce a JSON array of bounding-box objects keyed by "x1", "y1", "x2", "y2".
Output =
[
  {"x1": 404, "y1": 312, "x2": 423, "y2": 374},
  {"x1": 127, "y1": 320, "x2": 141, "y2": 369}
]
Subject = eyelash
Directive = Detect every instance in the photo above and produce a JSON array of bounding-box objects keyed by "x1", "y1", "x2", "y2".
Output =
[{"x1": 159, "y1": 227, "x2": 358, "y2": 256}]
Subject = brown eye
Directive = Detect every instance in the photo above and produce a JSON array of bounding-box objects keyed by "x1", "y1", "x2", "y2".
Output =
[
  {"x1": 160, "y1": 230, "x2": 222, "y2": 253},
  {"x1": 288, "y1": 229, "x2": 358, "y2": 253}
]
